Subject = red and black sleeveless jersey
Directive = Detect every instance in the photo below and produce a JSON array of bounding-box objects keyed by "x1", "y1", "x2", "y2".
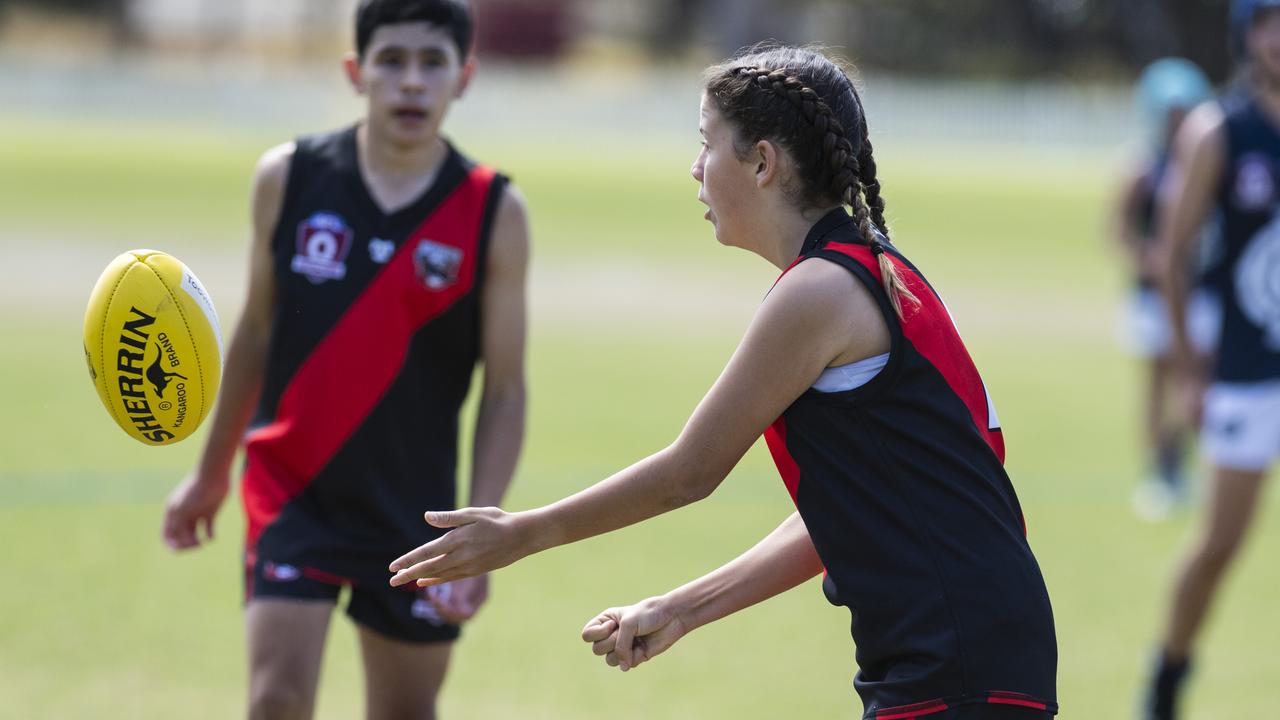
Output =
[
  {"x1": 241, "y1": 125, "x2": 508, "y2": 583},
  {"x1": 764, "y1": 209, "x2": 1058, "y2": 718}
]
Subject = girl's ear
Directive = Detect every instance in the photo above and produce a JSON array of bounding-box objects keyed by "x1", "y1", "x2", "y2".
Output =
[{"x1": 754, "y1": 139, "x2": 781, "y2": 188}]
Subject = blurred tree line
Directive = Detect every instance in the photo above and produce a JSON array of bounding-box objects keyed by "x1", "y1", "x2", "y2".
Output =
[
  {"x1": 652, "y1": 0, "x2": 1235, "y2": 80},
  {"x1": 0, "y1": 0, "x2": 1238, "y2": 81},
  {"x1": 0, "y1": 0, "x2": 134, "y2": 43}
]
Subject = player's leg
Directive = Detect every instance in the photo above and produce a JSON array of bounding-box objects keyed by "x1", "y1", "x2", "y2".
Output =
[
  {"x1": 243, "y1": 562, "x2": 341, "y2": 720},
  {"x1": 246, "y1": 598, "x2": 335, "y2": 720},
  {"x1": 1135, "y1": 290, "x2": 1168, "y2": 470},
  {"x1": 1142, "y1": 381, "x2": 1277, "y2": 718},
  {"x1": 1166, "y1": 381, "x2": 1280, "y2": 654},
  {"x1": 1163, "y1": 464, "x2": 1267, "y2": 654},
  {"x1": 1134, "y1": 354, "x2": 1185, "y2": 518},
  {"x1": 1146, "y1": 355, "x2": 1166, "y2": 466},
  {"x1": 1131, "y1": 289, "x2": 1183, "y2": 518},
  {"x1": 1150, "y1": 355, "x2": 1186, "y2": 491},
  {"x1": 1143, "y1": 464, "x2": 1268, "y2": 719},
  {"x1": 357, "y1": 626, "x2": 453, "y2": 720},
  {"x1": 348, "y1": 585, "x2": 460, "y2": 720}
]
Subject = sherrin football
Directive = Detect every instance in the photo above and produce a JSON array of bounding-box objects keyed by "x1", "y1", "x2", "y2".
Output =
[{"x1": 83, "y1": 250, "x2": 223, "y2": 445}]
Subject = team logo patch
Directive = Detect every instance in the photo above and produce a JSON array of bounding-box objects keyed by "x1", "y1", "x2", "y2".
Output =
[
  {"x1": 1236, "y1": 217, "x2": 1280, "y2": 349},
  {"x1": 291, "y1": 212, "x2": 353, "y2": 283},
  {"x1": 1233, "y1": 153, "x2": 1275, "y2": 211},
  {"x1": 413, "y1": 239, "x2": 464, "y2": 290},
  {"x1": 368, "y1": 237, "x2": 395, "y2": 264},
  {"x1": 262, "y1": 561, "x2": 301, "y2": 582}
]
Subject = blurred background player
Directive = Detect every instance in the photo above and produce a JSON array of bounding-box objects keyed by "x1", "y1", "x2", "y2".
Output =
[
  {"x1": 1141, "y1": 1, "x2": 1280, "y2": 717},
  {"x1": 1116, "y1": 57, "x2": 1218, "y2": 520},
  {"x1": 389, "y1": 44, "x2": 1059, "y2": 719},
  {"x1": 160, "y1": 1, "x2": 529, "y2": 718}
]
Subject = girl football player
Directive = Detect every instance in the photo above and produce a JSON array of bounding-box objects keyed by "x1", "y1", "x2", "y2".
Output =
[{"x1": 390, "y1": 44, "x2": 1058, "y2": 719}]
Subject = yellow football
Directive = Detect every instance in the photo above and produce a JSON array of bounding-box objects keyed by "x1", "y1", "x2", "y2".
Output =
[{"x1": 83, "y1": 250, "x2": 223, "y2": 445}]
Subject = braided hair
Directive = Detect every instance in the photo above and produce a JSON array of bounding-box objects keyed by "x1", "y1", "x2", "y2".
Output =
[{"x1": 704, "y1": 45, "x2": 919, "y2": 317}]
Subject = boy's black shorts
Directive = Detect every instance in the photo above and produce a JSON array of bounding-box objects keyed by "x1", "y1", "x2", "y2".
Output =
[{"x1": 246, "y1": 557, "x2": 461, "y2": 644}]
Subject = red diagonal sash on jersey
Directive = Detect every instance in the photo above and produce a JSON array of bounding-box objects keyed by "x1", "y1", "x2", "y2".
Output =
[
  {"x1": 765, "y1": 417, "x2": 802, "y2": 502},
  {"x1": 242, "y1": 165, "x2": 495, "y2": 549},
  {"x1": 827, "y1": 241, "x2": 1005, "y2": 463}
]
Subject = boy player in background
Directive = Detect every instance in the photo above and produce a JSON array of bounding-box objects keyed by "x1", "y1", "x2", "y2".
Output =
[{"x1": 161, "y1": 1, "x2": 529, "y2": 718}]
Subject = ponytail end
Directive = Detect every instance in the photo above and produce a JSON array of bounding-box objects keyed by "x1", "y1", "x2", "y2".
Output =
[{"x1": 876, "y1": 251, "x2": 920, "y2": 320}]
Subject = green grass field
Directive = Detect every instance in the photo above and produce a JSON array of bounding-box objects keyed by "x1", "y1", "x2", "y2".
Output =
[{"x1": 1, "y1": 113, "x2": 1277, "y2": 719}]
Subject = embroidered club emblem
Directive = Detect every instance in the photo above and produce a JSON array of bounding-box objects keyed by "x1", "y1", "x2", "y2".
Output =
[
  {"x1": 291, "y1": 212, "x2": 353, "y2": 283},
  {"x1": 1233, "y1": 153, "x2": 1275, "y2": 212},
  {"x1": 413, "y1": 239, "x2": 463, "y2": 290}
]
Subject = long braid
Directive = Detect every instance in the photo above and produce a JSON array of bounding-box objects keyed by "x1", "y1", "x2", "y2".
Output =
[
  {"x1": 844, "y1": 87, "x2": 918, "y2": 315},
  {"x1": 855, "y1": 122, "x2": 918, "y2": 315},
  {"x1": 858, "y1": 141, "x2": 886, "y2": 233},
  {"x1": 737, "y1": 65, "x2": 918, "y2": 317},
  {"x1": 845, "y1": 90, "x2": 886, "y2": 234}
]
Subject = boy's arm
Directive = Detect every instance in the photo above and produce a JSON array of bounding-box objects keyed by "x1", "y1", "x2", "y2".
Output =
[
  {"x1": 468, "y1": 184, "x2": 529, "y2": 510},
  {"x1": 428, "y1": 184, "x2": 528, "y2": 624},
  {"x1": 162, "y1": 143, "x2": 292, "y2": 550}
]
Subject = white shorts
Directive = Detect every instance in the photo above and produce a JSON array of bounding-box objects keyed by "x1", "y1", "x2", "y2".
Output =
[
  {"x1": 1121, "y1": 288, "x2": 1221, "y2": 358},
  {"x1": 1202, "y1": 380, "x2": 1280, "y2": 472}
]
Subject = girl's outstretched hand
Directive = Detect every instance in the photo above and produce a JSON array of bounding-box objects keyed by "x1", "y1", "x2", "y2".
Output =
[{"x1": 388, "y1": 507, "x2": 532, "y2": 587}]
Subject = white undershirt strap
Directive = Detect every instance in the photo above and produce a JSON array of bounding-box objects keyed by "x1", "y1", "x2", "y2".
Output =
[{"x1": 812, "y1": 352, "x2": 890, "y2": 393}]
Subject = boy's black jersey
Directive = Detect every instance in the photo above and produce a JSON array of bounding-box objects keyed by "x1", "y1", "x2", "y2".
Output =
[
  {"x1": 1214, "y1": 91, "x2": 1280, "y2": 381},
  {"x1": 764, "y1": 209, "x2": 1058, "y2": 718},
  {"x1": 242, "y1": 125, "x2": 507, "y2": 583}
]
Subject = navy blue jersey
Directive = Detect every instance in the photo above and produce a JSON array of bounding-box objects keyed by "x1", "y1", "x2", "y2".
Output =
[
  {"x1": 1214, "y1": 91, "x2": 1280, "y2": 381},
  {"x1": 764, "y1": 209, "x2": 1058, "y2": 718},
  {"x1": 242, "y1": 125, "x2": 508, "y2": 583}
]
